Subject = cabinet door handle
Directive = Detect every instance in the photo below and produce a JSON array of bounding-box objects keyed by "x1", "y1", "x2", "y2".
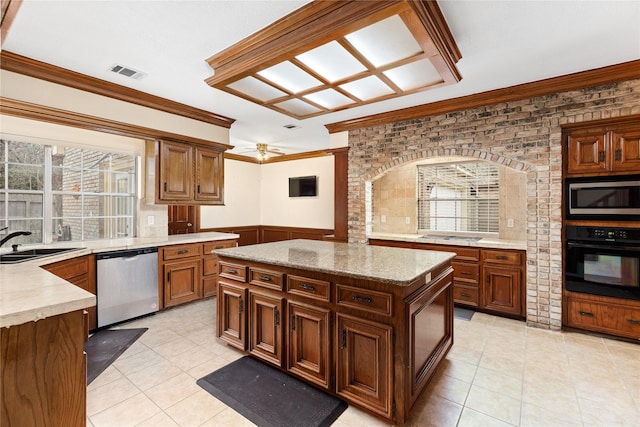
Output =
[
  {"x1": 197, "y1": 184, "x2": 201, "y2": 193},
  {"x1": 167, "y1": 272, "x2": 171, "y2": 282},
  {"x1": 341, "y1": 329, "x2": 347, "y2": 349},
  {"x1": 579, "y1": 311, "x2": 594, "y2": 317},
  {"x1": 164, "y1": 182, "x2": 167, "y2": 192},
  {"x1": 599, "y1": 150, "x2": 605, "y2": 162},
  {"x1": 274, "y1": 309, "x2": 280, "y2": 326},
  {"x1": 177, "y1": 249, "x2": 188, "y2": 254},
  {"x1": 628, "y1": 319, "x2": 640, "y2": 325},
  {"x1": 352, "y1": 295, "x2": 373, "y2": 304},
  {"x1": 238, "y1": 297, "x2": 244, "y2": 314},
  {"x1": 290, "y1": 314, "x2": 296, "y2": 331},
  {"x1": 495, "y1": 255, "x2": 508, "y2": 260},
  {"x1": 227, "y1": 268, "x2": 238, "y2": 274},
  {"x1": 259, "y1": 275, "x2": 272, "y2": 282},
  {"x1": 460, "y1": 293, "x2": 471, "y2": 298},
  {"x1": 300, "y1": 283, "x2": 316, "y2": 292},
  {"x1": 615, "y1": 149, "x2": 622, "y2": 161}
]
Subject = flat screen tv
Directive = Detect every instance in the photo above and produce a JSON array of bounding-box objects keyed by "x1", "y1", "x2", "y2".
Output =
[{"x1": 289, "y1": 175, "x2": 317, "y2": 197}]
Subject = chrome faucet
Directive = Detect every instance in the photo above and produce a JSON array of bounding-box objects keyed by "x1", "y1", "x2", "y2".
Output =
[{"x1": 0, "y1": 231, "x2": 33, "y2": 249}]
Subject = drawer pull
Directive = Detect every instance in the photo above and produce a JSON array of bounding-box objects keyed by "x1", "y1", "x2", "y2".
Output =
[
  {"x1": 599, "y1": 150, "x2": 605, "y2": 162},
  {"x1": 300, "y1": 283, "x2": 316, "y2": 292},
  {"x1": 628, "y1": 319, "x2": 640, "y2": 325},
  {"x1": 215, "y1": 245, "x2": 224, "y2": 249},
  {"x1": 460, "y1": 271, "x2": 472, "y2": 275},
  {"x1": 259, "y1": 275, "x2": 272, "y2": 282},
  {"x1": 460, "y1": 293, "x2": 472, "y2": 298},
  {"x1": 177, "y1": 249, "x2": 188, "y2": 254},
  {"x1": 353, "y1": 295, "x2": 373, "y2": 304},
  {"x1": 579, "y1": 311, "x2": 594, "y2": 317},
  {"x1": 226, "y1": 268, "x2": 238, "y2": 274},
  {"x1": 495, "y1": 255, "x2": 508, "y2": 260}
]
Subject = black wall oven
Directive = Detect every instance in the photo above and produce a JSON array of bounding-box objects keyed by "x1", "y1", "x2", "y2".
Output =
[
  {"x1": 565, "y1": 174, "x2": 640, "y2": 220},
  {"x1": 565, "y1": 225, "x2": 640, "y2": 301}
]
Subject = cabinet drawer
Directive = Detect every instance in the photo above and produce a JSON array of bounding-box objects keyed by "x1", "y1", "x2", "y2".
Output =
[
  {"x1": 43, "y1": 255, "x2": 91, "y2": 278},
  {"x1": 163, "y1": 244, "x2": 201, "y2": 260},
  {"x1": 336, "y1": 285, "x2": 392, "y2": 316},
  {"x1": 203, "y1": 240, "x2": 236, "y2": 254},
  {"x1": 287, "y1": 275, "x2": 330, "y2": 302},
  {"x1": 219, "y1": 261, "x2": 247, "y2": 282},
  {"x1": 566, "y1": 298, "x2": 640, "y2": 338},
  {"x1": 454, "y1": 248, "x2": 480, "y2": 262},
  {"x1": 202, "y1": 256, "x2": 218, "y2": 276},
  {"x1": 481, "y1": 250, "x2": 522, "y2": 266},
  {"x1": 452, "y1": 262, "x2": 479, "y2": 284},
  {"x1": 250, "y1": 268, "x2": 284, "y2": 291},
  {"x1": 453, "y1": 285, "x2": 479, "y2": 307}
]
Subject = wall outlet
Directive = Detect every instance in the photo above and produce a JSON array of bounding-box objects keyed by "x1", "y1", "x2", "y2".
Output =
[
  {"x1": 507, "y1": 218, "x2": 514, "y2": 228},
  {"x1": 405, "y1": 217, "x2": 411, "y2": 225},
  {"x1": 381, "y1": 215, "x2": 386, "y2": 223},
  {"x1": 147, "y1": 215, "x2": 155, "y2": 225}
]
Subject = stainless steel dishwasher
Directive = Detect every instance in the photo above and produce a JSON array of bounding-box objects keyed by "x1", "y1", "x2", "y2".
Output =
[{"x1": 96, "y1": 247, "x2": 159, "y2": 328}]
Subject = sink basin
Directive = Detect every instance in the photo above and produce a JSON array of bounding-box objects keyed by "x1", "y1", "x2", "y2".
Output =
[
  {"x1": 421, "y1": 235, "x2": 482, "y2": 242},
  {"x1": 0, "y1": 248, "x2": 80, "y2": 264}
]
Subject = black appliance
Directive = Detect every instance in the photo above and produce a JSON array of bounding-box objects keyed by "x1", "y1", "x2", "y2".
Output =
[
  {"x1": 565, "y1": 174, "x2": 640, "y2": 220},
  {"x1": 565, "y1": 225, "x2": 640, "y2": 301}
]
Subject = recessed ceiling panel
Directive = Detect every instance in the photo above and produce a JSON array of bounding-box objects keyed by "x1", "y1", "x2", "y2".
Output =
[
  {"x1": 227, "y1": 76, "x2": 287, "y2": 101},
  {"x1": 296, "y1": 41, "x2": 367, "y2": 83},
  {"x1": 383, "y1": 59, "x2": 443, "y2": 91},
  {"x1": 257, "y1": 61, "x2": 322, "y2": 94},
  {"x1": 345, "y1": 15, "x2": 422, "y2": 67},
  {"x1": 274, "y1": 99, "x2": 322, "y2": 116},
  {"x1": 340, "y1": 76, "x2": 394, "y2": 101},
  {"x1": 303, "y1": 89, "x2": 355, "y2": 109}
]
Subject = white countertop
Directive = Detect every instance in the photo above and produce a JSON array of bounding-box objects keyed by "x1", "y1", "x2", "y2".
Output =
[
  {"x1": 0, "y1": 232, "x2": 238, "y2": 328},
  {"x1": 367, "y1": 232, "x2": 527, "y2": 251}
]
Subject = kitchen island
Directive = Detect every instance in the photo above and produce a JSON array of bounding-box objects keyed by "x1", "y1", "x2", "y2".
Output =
[{"x1": 214, "y1": 239, "x2": 455, "y2": 424}]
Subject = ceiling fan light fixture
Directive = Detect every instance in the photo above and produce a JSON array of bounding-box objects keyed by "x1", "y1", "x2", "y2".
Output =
[{"x1": 256, "y1": 143, "x2": 269, "y2": 161}]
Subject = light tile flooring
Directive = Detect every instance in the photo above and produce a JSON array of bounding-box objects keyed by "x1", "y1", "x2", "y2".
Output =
[{"x1": 87, "y1": 299, "x2": 640, "y2": 426}]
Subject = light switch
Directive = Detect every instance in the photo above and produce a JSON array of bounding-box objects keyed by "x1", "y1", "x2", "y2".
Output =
[
  {"x1": 507, "y1": 218, "x2": 514, "y2": 228},
  {"x1": 381, "y1": 215, "x2": 386, "y2": 223},
  {"x1": 147, "y1": 215, "x2": 155, "y2": 225},
  {"x1": 405, "y1": 217, "x2": 411, "y2": 225}
]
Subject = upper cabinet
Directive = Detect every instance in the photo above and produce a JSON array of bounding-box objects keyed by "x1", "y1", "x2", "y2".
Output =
[
  {"x1": 155, "y1": 139, "x2": 225, "y2": 205},
  {"x1": 566, "y1": 120, "x2": 640, "y2": 176}
]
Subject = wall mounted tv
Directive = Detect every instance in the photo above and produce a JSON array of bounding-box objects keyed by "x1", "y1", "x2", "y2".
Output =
[{"x1": 289, "y1": 175, "x2": 317, "y2": 197}]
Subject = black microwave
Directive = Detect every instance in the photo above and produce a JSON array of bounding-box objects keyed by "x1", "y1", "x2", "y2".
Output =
[{"x1": 566, "y1": 174, "x2": 640, "y2": 220}]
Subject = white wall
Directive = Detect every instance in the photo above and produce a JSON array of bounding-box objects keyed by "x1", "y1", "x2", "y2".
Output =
[
  {"x1": 259, "y1": 156, "x2": 334, "y2": 229},
  {"x1": 200, "y1": 159, "x2": 261, "y2": 228}
]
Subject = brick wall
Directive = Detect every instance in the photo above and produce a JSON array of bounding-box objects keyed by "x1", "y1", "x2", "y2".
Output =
[{"x1": 346, "y1": 79, "x2": 640, "y2": 330}]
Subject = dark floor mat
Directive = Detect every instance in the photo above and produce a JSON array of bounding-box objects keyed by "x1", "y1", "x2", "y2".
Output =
[
  {"x1": 197, "y1": 356, "x2": 347, "y2": 427},
  {"x1": 85, "y1": 328, "x2": 147, "y2": 385},
  {"x1": 454, "y1": 307, "x2": 475, "y2": 321}
]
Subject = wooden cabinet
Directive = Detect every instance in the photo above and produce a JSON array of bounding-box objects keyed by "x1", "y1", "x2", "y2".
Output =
[
  {"x1": 564, "y1": 292, "x2": 640, "y2": 339},
  {"x1": 155, "y1": 139, "x2": 225, "y2": 205},
  {"x1": 203, "y1": 240, "x2": 237, "y2": 298},
  {"x1": 160, "y1": 243, "x2": 202, "y2": 308},
  {"x1": 1, "y1": 310, "x2": 87, "y2": 426},
  {"x1": 566, "y1": 123, "x2": 640, "y2": 175},
  {"x1": 42, "y1": 254, "x2": 97, "y2": 331},
  {"x1": 336, "y1": 314, "x2": 393, "y2": 419},
  {"x1": 216, "y1": 253, "x2": 454, "y2": 424}
]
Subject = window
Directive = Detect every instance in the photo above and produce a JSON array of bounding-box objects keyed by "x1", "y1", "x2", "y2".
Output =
[
  {"x1": 1, "y1": 138, "x2": 137, "y2": 245},
  {"x1": 417, "y1": 162, "x2": 499, "y2": 233}
]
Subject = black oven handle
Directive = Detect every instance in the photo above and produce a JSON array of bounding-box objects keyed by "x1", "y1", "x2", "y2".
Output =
[{"x1": 567, "y1": 242, "x2": 639, "y2": 252}]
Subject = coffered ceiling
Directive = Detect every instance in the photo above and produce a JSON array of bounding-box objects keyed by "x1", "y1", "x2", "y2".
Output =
[{"x1": 2, "y1": 1, "x2": 639, "y2": 156}]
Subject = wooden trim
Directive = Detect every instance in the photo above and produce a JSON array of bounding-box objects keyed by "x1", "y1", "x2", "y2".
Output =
[
  {"x1": 560, "y1": 113, "x2": 640, "y2": 131},
  {"x1": 0, "y1": 97, "x2": 233, "y2": 150},
  {"x1": 200, "y1": 225, "x2": 334, "y2": 246},
  {"x1": 1, "y1": 0, "x2": 22, "y2": 47},
  {"x1": 330, "y1": 147, "x2": 349, "y2": 241},
  {"x1": 326, "y1": 59, "x2": 640, "y2": 132},
  {"x1": 224, "y1": 149, "x2": 332, "y2": 164},
  {"x1": 0, "y1": 51, "x2": 236, "y2": 128}
]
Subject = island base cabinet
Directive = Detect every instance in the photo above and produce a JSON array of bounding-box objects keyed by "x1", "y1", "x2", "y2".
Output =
[
  {"x1": 336, "y1": 314, "x2": 393, "y2": 420},
  {"x1": 288, "y1": 302, "x2": 331, "y2": 389},
  {"x1": 217, "y1": 281, "x2": 247, "y2": 350},
  {"x1": 248, "y1": 291, "x2": 283, "y2": 367},
  {"x1": 1, "y1": 310, "x2": 86, "y2": 427}
]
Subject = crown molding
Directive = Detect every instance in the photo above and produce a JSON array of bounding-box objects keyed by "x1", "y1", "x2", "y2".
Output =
[
  {"x1": 325, "y1": 59, "x2": 640, "y2": 133},
  {"x1": 224, "y1": 149, "x2": 331, "y2": 164},
  {"x1": 0, "y1": 50, "x2": 236, "y2": 129},
  {"x1": 0, "y1": 96, "x2": 233, "y2": 150}
]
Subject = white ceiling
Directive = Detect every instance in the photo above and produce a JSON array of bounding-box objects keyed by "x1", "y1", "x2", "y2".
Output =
[{"x1": 3, "y1": 1, "x2": 639, "y2": 156}]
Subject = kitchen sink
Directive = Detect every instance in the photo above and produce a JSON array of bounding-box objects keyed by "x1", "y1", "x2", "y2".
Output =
[
  {"x1": 0, "y1": 247, "x2": 81, "y2": 264},
  {"x1": 420, "y1": 235, "x2": 483, "y2": 242}
]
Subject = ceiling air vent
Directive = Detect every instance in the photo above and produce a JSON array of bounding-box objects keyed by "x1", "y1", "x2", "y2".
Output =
[
  {"x1": 283, "y1": 124, "x2": 300, "y2": 130},
  {"x1": 109, "y1": 64, "x2": 146, "y2": 80}
]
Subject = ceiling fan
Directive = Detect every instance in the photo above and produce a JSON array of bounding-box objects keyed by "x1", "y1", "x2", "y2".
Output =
[{"x1": 242, "y1": 143, "x2": 285, "y2": 161}]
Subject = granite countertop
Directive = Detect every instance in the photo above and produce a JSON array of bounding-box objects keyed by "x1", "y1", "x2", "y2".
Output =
[
  {"x1": 367, "y1": 232, "x2": 527, "y2": 251},
  {"x1": 0, "y1": 231, "x2": 238, "y2": 328},
  {"x1": 215, "y1": 239, "x2": 456, "y2": 286}
]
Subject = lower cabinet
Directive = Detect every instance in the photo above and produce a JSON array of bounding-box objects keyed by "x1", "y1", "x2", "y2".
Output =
[
  {"x1": 336, "y1": 314, "x2": 393, "y2": 418},
  {"x1": 216, "y1": 256, "x2": 454, "y2": 424},
  {"x1": 164, "y1": 258, "x2": 202, "y2": 307},
  {"x1": 483, "y1": 265, "x2": 522, "y2": 316},
  {"x1": 288, "y1": 302, "x2": 331, "y2": 389},
  {"x1": 564, "y1": 292, "x2": 640, "y2": 339}
]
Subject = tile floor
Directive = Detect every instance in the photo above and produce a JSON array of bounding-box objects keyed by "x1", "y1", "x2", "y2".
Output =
[{"x1": 87, "y1": 299, "x2": 640, "y2": 426}]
